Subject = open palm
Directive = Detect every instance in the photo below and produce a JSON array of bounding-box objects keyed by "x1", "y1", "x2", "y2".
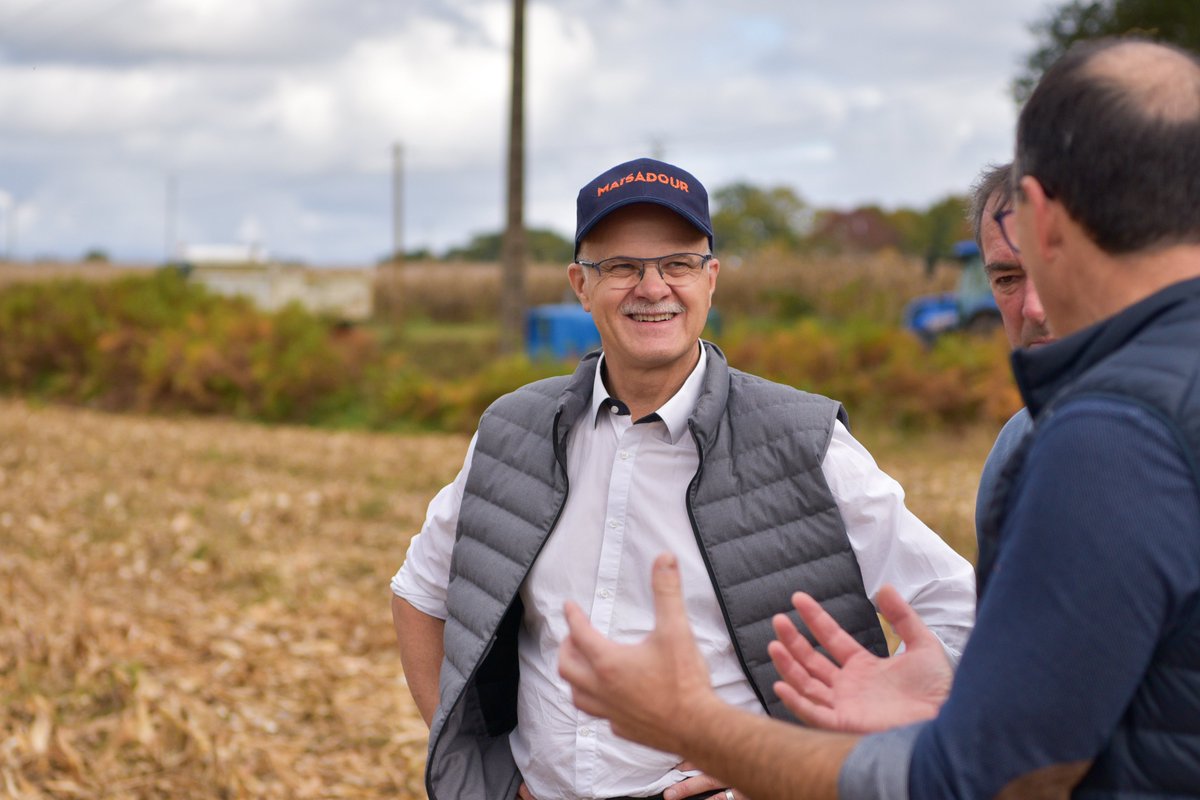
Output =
[{"x1": 768, "y1": 585, "x2": 953, "y2": 733}]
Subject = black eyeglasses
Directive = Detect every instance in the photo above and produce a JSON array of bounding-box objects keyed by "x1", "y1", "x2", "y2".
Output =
[
  {"x1": 993, "y1": 208, "x2": 1020, "y2": 255},
  {"x1": 575, "y1": 252, "x2": 713, "y2": 289}
]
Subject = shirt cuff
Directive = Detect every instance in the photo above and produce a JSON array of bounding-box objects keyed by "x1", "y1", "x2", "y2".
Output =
[{"x1": 837, "y1": 722, "x2": 925, "y2": 800}]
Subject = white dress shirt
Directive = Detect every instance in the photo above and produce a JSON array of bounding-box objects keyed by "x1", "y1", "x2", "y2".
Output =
[{"x1": 392, "y1": 344, "x2": 975, "y2": 800}]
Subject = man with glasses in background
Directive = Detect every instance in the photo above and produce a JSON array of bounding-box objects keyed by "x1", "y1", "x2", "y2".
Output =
[
  {"x1": 389, "y1": 157, "x2": 975, "y2": 800},
  {"x1": 967, "y1": 162, "x2": 1056, "y2": 546}
]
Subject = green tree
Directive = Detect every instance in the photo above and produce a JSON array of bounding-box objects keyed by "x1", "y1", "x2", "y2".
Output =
[
  {"x1": 884, "y1": 208, "x2": 928, "y2": 255},
  {"x1": 918, "y1": 195, "x2": 973, "y2": 262},
  {"x1": 444, "y1": 227, "x2": 573, "y2": 263},
  {"x1": 711, "y1": 183, "x2": 811, "y2": 256},
  {"x1": 1015, "y1": 0, "x2": 1200, "y2": 101}
]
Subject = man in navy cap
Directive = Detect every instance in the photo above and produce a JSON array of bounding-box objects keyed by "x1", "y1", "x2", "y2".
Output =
[{"x1": 389, "y1": 157, "x2": 975, "y2": 800}]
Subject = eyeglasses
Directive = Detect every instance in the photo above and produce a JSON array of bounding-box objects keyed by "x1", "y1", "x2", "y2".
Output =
[
  {"x1": 575, "y1": 252, "x2": 713, "y2": 289},
  {"x1": 993, "y1": 208, "x2": 1020, "y2": 255}
]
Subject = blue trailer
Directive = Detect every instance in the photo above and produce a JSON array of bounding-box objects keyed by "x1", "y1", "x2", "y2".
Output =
[{"x1": 526, "y1": 303, "x2": 601, "y2": 359}]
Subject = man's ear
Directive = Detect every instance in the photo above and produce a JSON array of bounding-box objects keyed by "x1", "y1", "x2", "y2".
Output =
[
  {"x1": 705, "y1": 257, "x2": 719, "y2": 300},
  {"x1": 568, "y1": 263, "x2": 591, "y2": 311},
  {"x1": 1019, "y1": 175, "x2": 1064, "y2": 265}
]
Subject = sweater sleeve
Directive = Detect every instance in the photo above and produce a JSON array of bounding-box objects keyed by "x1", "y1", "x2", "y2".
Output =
[{"x1": 908, "y1": 396, "x2": 1200, "y2": 798}]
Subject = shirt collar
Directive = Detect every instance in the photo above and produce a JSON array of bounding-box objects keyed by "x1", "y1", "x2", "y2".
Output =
[{"x1": 589, "y1": 342, "x2": 707, "y2": 444}]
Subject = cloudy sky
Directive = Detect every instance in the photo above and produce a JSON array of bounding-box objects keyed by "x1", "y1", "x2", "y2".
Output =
[{"x1": 0, "y1": 0, "x2": 1054, "y2": 265}]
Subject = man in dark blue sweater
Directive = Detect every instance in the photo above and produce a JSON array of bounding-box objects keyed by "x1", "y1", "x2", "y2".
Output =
[{"x1": 556, "y1": 36, "x2": 1200, "y2": 799}]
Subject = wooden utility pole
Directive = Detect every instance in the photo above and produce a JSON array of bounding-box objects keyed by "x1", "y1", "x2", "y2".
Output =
[
  {"x1": 499, "y1": 0, "x2": 527, "y2": 354},
  {"x1": 392, "y1": 142, "x2": 404, "y2": 261},
  {"x1": 165, "y1": 175, "x2": 177, "y2": 263}
]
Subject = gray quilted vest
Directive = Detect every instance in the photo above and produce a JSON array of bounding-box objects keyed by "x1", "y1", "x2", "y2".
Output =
[{"x1": 424, "y1": 342, "x2": 887, "y2": 799}]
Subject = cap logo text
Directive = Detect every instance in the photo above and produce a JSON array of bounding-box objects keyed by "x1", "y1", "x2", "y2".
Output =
[{"x1": 596, "y1": 171, "x2": 689, "y2": 197}]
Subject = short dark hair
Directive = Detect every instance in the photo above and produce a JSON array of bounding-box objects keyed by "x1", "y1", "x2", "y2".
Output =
[
  {"x1": 1015, "y1": 37, "x2": 1200, "y2": 254},
  {"x1": 968, "y1": 162, "x2": 1013, "y2": 249}
]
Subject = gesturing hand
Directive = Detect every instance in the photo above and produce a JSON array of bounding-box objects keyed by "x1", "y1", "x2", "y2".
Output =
[
  {"x1": 558, "y1": 553, "x2": 719, "y2": 754},
  {"x1": 768, "y1": 585, "x2": 952, "y2": 733}
]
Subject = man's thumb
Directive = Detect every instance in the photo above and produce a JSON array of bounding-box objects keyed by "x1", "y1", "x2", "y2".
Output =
[{"x1": 651, "y1": 553, "x2": 688, "y2": 631}]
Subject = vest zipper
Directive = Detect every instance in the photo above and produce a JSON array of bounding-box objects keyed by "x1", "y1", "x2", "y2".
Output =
[
  {"x1": 685, "y1": 420, "x2": 772, "y2": 715},
  {"x1": 426, "y1": 407, "x2": 573, "y2": 799}
]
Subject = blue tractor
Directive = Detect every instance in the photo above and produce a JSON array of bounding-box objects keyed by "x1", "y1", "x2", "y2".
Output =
[{"x1": 903, "y1": 240, "x2": 1000, "y2": 344}]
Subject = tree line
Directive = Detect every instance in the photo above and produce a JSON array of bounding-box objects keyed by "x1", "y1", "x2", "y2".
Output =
[{"x1": 399, "y1": 184, "x2": 973, "y2": 265}]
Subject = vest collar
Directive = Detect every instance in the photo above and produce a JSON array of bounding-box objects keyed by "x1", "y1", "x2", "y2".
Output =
[
  {"x1": 555, "y1": 341, "x2": 731, "y2": 451},
  {"x1": 689, "y1": 341, "x2": 731, "y2": 451},
  {"x1": 1013, "y1": 277, "x2": 1200, "y2": 418},
  {"x1": 587, "y1": 344, "x2": 708, "y2": 444}
]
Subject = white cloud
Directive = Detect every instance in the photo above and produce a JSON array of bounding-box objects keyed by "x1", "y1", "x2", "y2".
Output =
[{"x1": 0, "y1": 0, "x2": 1054, "y2": 262}]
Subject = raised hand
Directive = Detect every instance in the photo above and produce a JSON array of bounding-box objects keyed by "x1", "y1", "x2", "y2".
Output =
[
  {"x1": 769, "y1": 585, "x2": 953, "y2": 733},
  {"x1": 558, "y1": 553, "x2": 719, "y2": 753}
]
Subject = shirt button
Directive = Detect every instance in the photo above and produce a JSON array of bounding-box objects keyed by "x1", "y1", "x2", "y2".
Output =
[
  {"x1": 598, "y1": 588, "x2": 611, "y2": 599},
  {"x1": 609, "y1": 405, "x2": 618, "y2": 414},
  {"x1": 618, "y1": 450, "x2": 630, "y2": 460},
  {"x1": 608, "y1": 520, "x2": 618, "y2": 529},
  {"x1": 579, "y1": 727, "x2": 592, "y2": 737}
]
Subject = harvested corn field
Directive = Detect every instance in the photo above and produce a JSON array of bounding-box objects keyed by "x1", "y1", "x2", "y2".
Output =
[{"x1": 0, "y1": 399, "x2": 990, "y2": 798}]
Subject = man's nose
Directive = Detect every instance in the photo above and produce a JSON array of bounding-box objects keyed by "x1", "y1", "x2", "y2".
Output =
[
  {"x1": 634, "y1": 263, "x2": 671, "y2": 298},
  {"x1": 1023, "y1": 281, "x2": 1047, "y2": 323}
]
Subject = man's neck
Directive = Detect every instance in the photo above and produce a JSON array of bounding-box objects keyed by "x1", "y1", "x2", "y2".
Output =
[
  {"x1": 602, "y1": 343, "x2": 702, "y2": 421},
  {"x1": 1071, "y1": 243, "x2": 1200, "y2": 334}
]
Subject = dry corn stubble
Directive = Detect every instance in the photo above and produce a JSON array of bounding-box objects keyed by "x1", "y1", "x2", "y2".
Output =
[
  {"x1": 0, "y1": 399, "x2": 469, "y2": 798},
  {"x1": 0, "y1": 399, "x2": 988, "y2": 797}
]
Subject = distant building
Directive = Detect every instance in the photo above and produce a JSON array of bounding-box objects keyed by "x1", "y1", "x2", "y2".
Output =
[
  {"x1": 181, "y1": 245, "x2": 373, "y2": 322},
  {"x1": 180, "y1": 243, "x2": 269, "y2": 265}
]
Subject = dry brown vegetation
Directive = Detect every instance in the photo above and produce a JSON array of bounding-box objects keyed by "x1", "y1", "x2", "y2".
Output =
[
  {"x1": 0, "y1": 262, "x2": 155, "y2": 289},
  {"x1": 0, "y1": 399, "x2": 991, "y2": 798},
  {"x1": 374, "y1": 250, "x2": 959, "y2": 324}
]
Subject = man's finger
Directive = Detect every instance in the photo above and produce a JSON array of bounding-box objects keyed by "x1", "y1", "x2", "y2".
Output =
[
  {"x1": 767, "y1": 639, "x2": 835, "y2": 707},
  {"x1": 663, "y1": 770, "x2": 725, "y2": 800},
  {"x1": 558, "y1": 636, "x2": 610, "y2": 718},
  {"x1": 650, "y1": 553, "x2": 690, "y2": 635},
  {"x1": 562, "y1": 599, "x2": 612, "y2": 663},
  {"x1": 792, "y1": 592, "x2": 868, "y2": 666},
  {"x1": 773, "y1": 679, "x2": 840, "y2": 729},
  {"x1": 557, "y1": 627, "x2": 589, "y2": 684},
  {"x1": 772, "y1": 612, "x2": 838, "y2": 687},
  {"x1": 876, "y1": 585, "x2": 935, "y2": 649}
]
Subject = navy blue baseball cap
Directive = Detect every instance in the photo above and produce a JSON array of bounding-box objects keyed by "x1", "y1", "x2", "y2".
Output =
[{"x1": 574, "y1": 157, "x2": 713, "y2": 256}]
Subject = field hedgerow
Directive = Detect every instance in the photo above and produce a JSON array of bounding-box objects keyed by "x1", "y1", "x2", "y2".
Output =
[{"x1": 0, "y1": 263, "x2": 1017, "y2": 433}]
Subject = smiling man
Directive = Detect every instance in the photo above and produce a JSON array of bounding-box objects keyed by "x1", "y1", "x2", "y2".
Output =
[{"x1": 389, "y1": 157, "x2": 975, "y2": 800}]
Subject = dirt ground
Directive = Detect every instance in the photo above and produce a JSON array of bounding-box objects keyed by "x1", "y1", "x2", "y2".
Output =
[{"x1": 0, "y1": 399, "x2": 993, "y2": 798}]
